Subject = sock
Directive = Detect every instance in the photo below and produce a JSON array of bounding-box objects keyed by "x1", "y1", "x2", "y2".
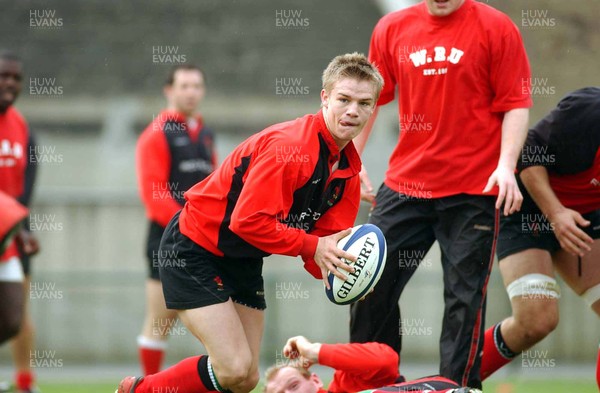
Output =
[
  {"x1": 136, "y1": 355, "x2": 219, "y2": 393},
  {"x1": 480, "y1": 323, "x2": 518, "y2": 380},
  {"x1": 596, "y1": 344, "x2": 600, "y2": 390},
  {"x1": 15, "y1": 371, "x2": 34, "y2": 390},
  {"x1": 137, "y1": 335, "x2": 168, "y2": 376}
]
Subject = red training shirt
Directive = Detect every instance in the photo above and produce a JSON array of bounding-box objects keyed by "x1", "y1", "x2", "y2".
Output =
[
  {"x1": 179, "y1": 111, "x2": 361, "y2": 276},
  {"x1": 549, "y1": 148, "x2": 600, "y2": 214},
  {"x1": 136, "y1": 110, "x2": 217, "y2": 227},
  {"x1": 319, "y1": 342, "x2": 399, "y2": 393},
  {"x1": 369, "y1": 0, "x2": 532, "y2": 198}
]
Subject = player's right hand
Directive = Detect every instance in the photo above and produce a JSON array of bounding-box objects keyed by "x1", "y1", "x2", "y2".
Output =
[
  {"x1": 16, "y1": 229, "x2": 40, "y2": 256},
  {"x1": 314, "y1": 229, "x2": 357, "y2": 289},
  {"x1": 549, "y1": 208, "x2": 593, "y2": 257},
  {"x1": 483, "y1": 165, "x2": 523, "y2": 215},
  {"x1": 283, "y1": 336, "x2": 321, "y2": 367},
  {"x1": 360, "y1": 165, "x2": 376, "y2": 204}
]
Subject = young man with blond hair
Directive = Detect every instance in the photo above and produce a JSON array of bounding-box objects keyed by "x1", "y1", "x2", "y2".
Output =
[{"x1": 117, "y1": 52, "x2": 383, "y2": 393}]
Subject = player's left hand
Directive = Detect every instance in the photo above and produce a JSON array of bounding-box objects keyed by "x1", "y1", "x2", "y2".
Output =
[
  {"x1": 16, "y1": 229, "x2": 40, "y2": 256},
  {"x1": 483, "y1": 165, "x2": 522, "y2": 216},
  {"x1": 549, "y1": 207, "x2": 593, "y2": 257}
]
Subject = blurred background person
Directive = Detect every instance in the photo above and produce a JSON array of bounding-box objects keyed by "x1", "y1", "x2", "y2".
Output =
[
  {"x1": 135, "y1": 64, "x2": 217, "y2": 376},
  {"x1": 0, "y1": 51, "x2": 42, "y2": 393},
  {"x1": 481, "y1": 87, "x2": 600, "y2": 390}
]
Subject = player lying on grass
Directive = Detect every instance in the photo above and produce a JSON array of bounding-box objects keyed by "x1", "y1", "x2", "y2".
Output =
[
  {"x1": 116, "y1": 52, "x2": 383, "y2": 393},
  {"x1": 0, "y1": 51, "x2": 43, "y2": 393},
  {"x1": 480, "y1": 87, "x2": 600, "y2": 390},
  {"x1": 265, "y1": 336, "x2": 481, "y2": 393}
]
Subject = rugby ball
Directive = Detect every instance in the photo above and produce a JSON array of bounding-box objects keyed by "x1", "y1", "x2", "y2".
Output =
[{"x1": 325, "y1": 224, "x2": 387, "y2": 305}]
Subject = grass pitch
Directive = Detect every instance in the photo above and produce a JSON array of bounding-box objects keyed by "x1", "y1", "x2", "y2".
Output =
[{"x1": 34, "y1": 379, "x2": 598, "y2": 393}]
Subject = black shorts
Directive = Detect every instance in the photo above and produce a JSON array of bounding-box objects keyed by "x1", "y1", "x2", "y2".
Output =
[
  {"x1": 158, "y1": 211, "x2": 266, "y2": 310},
  {"x1": 146, "y1": 221, "x2": 165, "y2": 281},
  {"x1": 373, "y1": 375, "x2": 458, "y2": 392},
  {"x1": 497, "y1": 183, "x2": 600, "y2": 260}
]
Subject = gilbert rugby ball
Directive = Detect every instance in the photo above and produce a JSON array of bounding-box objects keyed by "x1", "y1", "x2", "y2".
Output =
[{"x1": 325, "y1": 224, "x2": 387, "y2": 305}]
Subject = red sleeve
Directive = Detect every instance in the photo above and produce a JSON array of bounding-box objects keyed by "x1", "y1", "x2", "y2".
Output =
[
  {"x1": 301, "y1": 175, "x2": 361, "y2": 279},
  {"x1": 228, "y1": 141, "x2": 319, "y2": 259},
  {"x1": 489, "y1": 18, "x2": 533, "y2": 112},
  {"x1": 369, "y1": 17, "x2": 396, "y2": 107},
  {"x1": 136, "y1": 128, "x2": 183, "y2": 227},
  {"x1": 320, "y1": 343, "x2": 399, "y2": 393}
]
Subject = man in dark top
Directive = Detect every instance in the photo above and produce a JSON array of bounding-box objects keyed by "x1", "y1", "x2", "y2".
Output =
[
  {"x1": 481, "y1": 87, "x2": 600, "y2": 391},
  {"x1": 135, "y1": 64, "x2": 217, "y2": 376}
]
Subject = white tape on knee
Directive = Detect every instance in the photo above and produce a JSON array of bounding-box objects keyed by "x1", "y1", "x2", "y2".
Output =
[
  {"x1": 506, "y1": 273, "x2": 561, "y2": 300},
  {"x1": 581, "y1": 283, "x2": 600, "y2": 307}
]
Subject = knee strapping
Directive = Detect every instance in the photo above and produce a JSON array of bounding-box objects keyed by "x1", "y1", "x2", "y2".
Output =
[
  {"x1": 581, "y1": 283, "x2": 600, "y2": 307},
  {"x1": 506, "y1": 274, "x2": 561, "y2": 300}
]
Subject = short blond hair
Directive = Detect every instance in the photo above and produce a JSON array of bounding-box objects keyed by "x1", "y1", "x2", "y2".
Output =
[
  {"x1": 264, "y1": 365, "x2": 311, "y2": 393},
  {"x1": 322, "y1": 52, "x2": 384, "y2": 102}
]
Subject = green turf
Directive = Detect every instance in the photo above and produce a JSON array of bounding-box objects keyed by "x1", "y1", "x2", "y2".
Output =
[
  {"x1": 36, "y1": 383, "x2": 116, "y2": 393},
  {"x1": 35, "y1": 379, "x2": 598, "y2": 393},
  {"x1": 483, "y1": 379, "x2": 597, "y2": 392}
]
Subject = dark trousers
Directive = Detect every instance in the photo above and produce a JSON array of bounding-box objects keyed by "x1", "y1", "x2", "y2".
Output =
[{"x1": 350, "y1": 184, "x2": 498, "y2": 389}]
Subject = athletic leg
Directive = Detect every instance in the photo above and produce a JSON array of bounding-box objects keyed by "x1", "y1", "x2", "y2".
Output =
[
  {"x1": 10, "y1": 274, "x2": 39, "y2": 391},
  {"x1": 126, "y1": 212, "x2": 264, "y2": 393},
  {"x1": 0, "y1": 281, "x2": 23, "y2": 344},
  {"x1": 0, "y1": 257, "x2": 25, "y2": 344},
  {"x1": 230, "y1": 302, "x2": 264, "y2": 391},
  {"x1": 553, "y1": 240, "x2": 600, "y2": 390},
  {"x1": 137, "y1": 300, "x2": 260, "y2": 393},
  {"x1": 481, "y1": 249, "x2": 559, "y2": 380}
]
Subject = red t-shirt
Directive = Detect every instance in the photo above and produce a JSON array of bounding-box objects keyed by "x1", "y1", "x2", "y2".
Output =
[
  {"x1": 318, "y1": 342, "x2": 399, "y2": 393},
  {"x1": 369, "y1": 0, "x2": 532, "y2": 198},
  {"x1": 549, "y1": 148, "x2": 600, "y2": 214},
  {"x1": 0, "y1": 107, "x2": 30, "y2": 261}
]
